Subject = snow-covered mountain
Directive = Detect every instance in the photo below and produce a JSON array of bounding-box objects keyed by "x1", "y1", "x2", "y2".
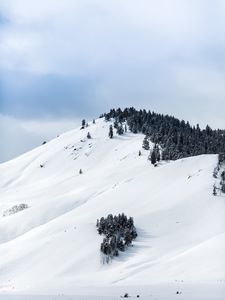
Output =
[{"x1": 0, "y1": 118, "x2": 225, "y2": 295}]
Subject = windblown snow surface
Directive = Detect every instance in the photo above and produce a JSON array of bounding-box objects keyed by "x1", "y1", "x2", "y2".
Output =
[{"x1": 0, "y1": 119, "x2": 225, "y2": 299}]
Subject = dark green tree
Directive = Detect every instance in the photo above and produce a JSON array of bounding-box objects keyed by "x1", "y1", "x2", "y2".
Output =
[
  {"x1": 109, "y1": 125, "x2": 113, "y2": 139},
  {"x1": 117, "y1": 124, "x2": 124, "y2": 135},
  {"x1": 142, "y1": 136, "x2": 150, "y2": 150},
  {"x1": 150, "y1": 149, "x2": 157, "y2": 165},
  {"x1": 81, "y1": 119, "x2": 86, "y2": 129}
]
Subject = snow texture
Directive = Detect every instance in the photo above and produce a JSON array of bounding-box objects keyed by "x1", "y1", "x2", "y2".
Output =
[{"x1": 0, "y1": 119, "x2": 224, "y2": 298}]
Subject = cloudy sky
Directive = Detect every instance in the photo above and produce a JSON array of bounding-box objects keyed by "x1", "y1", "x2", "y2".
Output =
[{"x1": 1, "y1": 0, "x2": 225, "y2": 162}]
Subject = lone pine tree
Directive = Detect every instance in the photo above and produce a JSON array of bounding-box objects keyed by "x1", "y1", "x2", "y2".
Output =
[
  {"x1": 81, "y1": 119, "x2": 86, "y2": 129},
  {"x1": 109, "y1": 125, "x2": 114, "y2": 139}
]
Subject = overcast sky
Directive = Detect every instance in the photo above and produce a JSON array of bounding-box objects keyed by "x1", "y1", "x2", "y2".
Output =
[{"x1": 1, "y1": 0, "x2": 225, "y2": 162}]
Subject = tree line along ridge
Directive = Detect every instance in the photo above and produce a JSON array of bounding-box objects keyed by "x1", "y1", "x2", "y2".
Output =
[{"x1": 101, "y1": 107, "x2": 225, "y2": 161}]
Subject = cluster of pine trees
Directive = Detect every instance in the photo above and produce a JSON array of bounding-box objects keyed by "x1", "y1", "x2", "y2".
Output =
[
  {"x1": 142, "y1": 136, "x2": 161, "y2": 164},
  {"x1": 102, "y1": 107, "x2": 225, "y2": 160},
  {"x1": 96, "y1": 213, "x2": 137, "y2": 264}
]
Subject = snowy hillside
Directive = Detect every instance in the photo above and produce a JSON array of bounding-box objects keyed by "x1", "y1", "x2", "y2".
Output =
[{"x1": 0, "y1": 118, "x2": 225, "y2": 296}]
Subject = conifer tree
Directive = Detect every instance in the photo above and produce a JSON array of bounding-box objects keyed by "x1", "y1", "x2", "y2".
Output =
[
  {"x1": 81, "y1": 119, "x2": 86, "y2": 129},
  {"x1": 213, "y1": 185, "x2": 217, "y2": 196},
  {"x1": 117, "y1": 124, "x2": 124, "y2": 135},
  {"x1": 155, "y1": 144, "x2": 161, "y2": 162},
  {"x1": 150, "y1": 149, "x2": 157, "y2": 165},
  {"x1": 114, "y1": 120, "x2": 119, "y2": 129},
  {"x1": 142, "y1": 136, "x2": 150, "y2": 150},
  {"x1": 109, "y1": 125, "x2": 113, "y2": 139}
]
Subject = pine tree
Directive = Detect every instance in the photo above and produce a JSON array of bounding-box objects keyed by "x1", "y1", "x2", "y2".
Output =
[
  {"x1": 81, "y1": 119, "x2": 86, "y2": 129},
  {"x1": 221, "y1": 184, "x2": 225, "y2": 193},
  {"x1": 213, "y1": 185, "x2": 217, "y2": 196},
  {"x1": 155, "y1": 144, "x2": 161, "y2": 162},
  {"x1": 79, "y1": 169, "x2": 83, "y2": 174},
  {"x1": 221, "y1": 171, "x2": 225, "y2": 181},
  {"x1": 162, "y1": 148, "x2": 169, "y2": 161},
  {"x1": 114, "y1": 120, "x2": 119, "y2": 129},
  {"x1": 87, "y1": 132, "x2": 91, "y2": 139},
  {"x1": 109, "y1": 125, "x2": 113, "y2": 139},
  {"x1": 150, "y1": 149, "x2": 157, "y2": 165},
  {"x1": 117, "y1": 124, "x2": 124, "y2": 135},
  {"x1": 104, "y1": 114, "x2": 111, "y2": 121},
  {"x1": 142, "y1": 136, "x2": 149, "y2": 150}
]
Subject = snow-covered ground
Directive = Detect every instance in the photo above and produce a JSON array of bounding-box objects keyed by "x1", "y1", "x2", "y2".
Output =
[
  {"x1": 1, "y1": 283, "x2": 225, "y2": 300},
  {"x1": 0, "y1": 118, "x2": 225, "y2": 299}
]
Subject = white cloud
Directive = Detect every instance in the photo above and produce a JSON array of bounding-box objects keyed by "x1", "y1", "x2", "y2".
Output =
[{"x1": 1, "y1": 0, "x2": 225, "y2": 75}]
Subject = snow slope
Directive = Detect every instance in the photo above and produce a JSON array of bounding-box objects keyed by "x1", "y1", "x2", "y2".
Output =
[{"x1": 0, "y1": 118, "x2": 225, "y2": 294}]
